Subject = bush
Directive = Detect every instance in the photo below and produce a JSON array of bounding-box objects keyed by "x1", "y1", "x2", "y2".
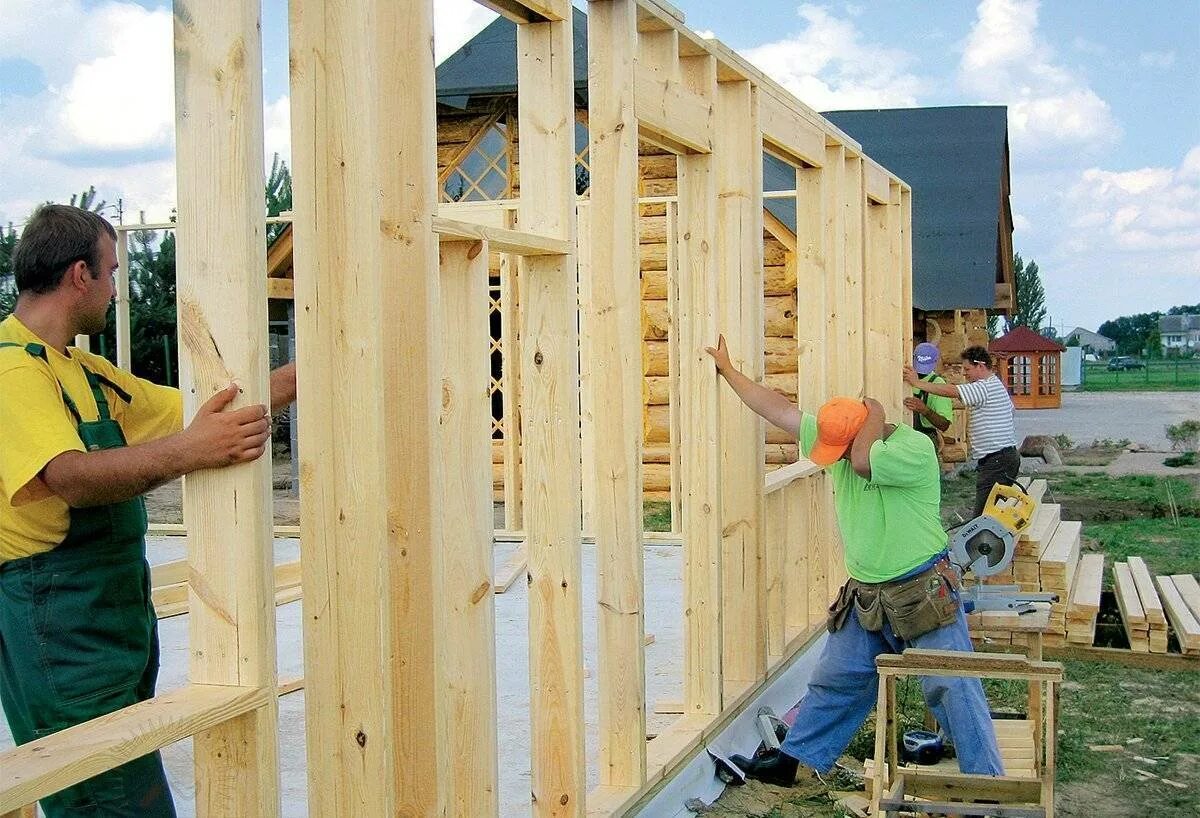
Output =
[
  {"x1": 1053, "y1": 433, "x2": 1074, "y2": 450},
  {"x1": 1165, "y1": 420, "x2": 1200, "y2": 452},
  {"x1": 1164, "y1": 452, "x2": 1197, "y2": 468}
]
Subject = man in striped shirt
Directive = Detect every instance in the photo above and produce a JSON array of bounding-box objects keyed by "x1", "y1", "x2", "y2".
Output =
[{"x1": 904, "y1": 346, "x2": 1018, "y2": 517}]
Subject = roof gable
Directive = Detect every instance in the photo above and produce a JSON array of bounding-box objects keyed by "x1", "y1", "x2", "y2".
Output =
[{"x1": 990, "y1": 325, "x2": 1064, "y2": 353}]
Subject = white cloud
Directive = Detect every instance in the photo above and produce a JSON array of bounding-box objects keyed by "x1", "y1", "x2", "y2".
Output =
[
  {"x1": 435, "y1": 0, "x2": 499, "y2": 63},
  {"x1": 1138, "y1": 50, "x2": 1176, "y2": 69},
  {"x1": 1012, "y1": 212, "x2": 1031, "y2": 231},
  {"x1": 741, "y1": 4, "x2": 925, "y2": 110},
  {"x1": 959, "y1": 0, "x2": 1119, "y2": 154},
  {"x1": 1070, "y1": 36, "x2": 1105, "y2": 56},
  {"x1": 1066, "y1": 157, "x2": 1200, "y2": 254},
  {"x1": 263, "y1": 95, "x2": 292, "y2": 170}
]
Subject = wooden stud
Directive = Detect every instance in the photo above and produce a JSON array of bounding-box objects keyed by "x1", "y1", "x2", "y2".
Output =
[
  {"x1": 675, "y1": 52, "x2": 723, "y2": 717},
  {"x1": 795, "y1": 163, "x2": 828, "y2": 412},
  {"x1": 517, "y1": 14, "x2": 587, "y2": 816},
  {"x1": 862, "y1": 199, "x2": 895, "y2": 414},
  {"x1": 666, "y1": 202, "x2": 683, "y2": 535},
  {"x1": 585, "y1": 0, "x2": 647, "y2": 789},
  {"x1": 438, "y1": 241, "x2": 500, "y2": 815},
  {"x1": 715, "y1": 78, "x2": 765, "y2": 685},
  {"x1": 784, "y1": 479, "x2": 811, "y2": 636},
  {"x1": 500, "y1": 239, "x2": 525, "y2": 531},
  {"x1": 840, "y1": 153, "x2": 865, "y2": 399},
  {"x1": 115, "y1": 230, "x2": 131, "y2": 370},
  {"x1": 476, "y1": 0, "x2": 571, "y2": 23},
  {"x1": 822, "y1": 145, "x2": 847, "y2": 396},
  {"x1": 173, "y1": 2, "x2": 279, "y2": 815}
]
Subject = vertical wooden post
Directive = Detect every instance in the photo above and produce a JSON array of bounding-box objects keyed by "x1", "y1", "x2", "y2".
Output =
[
  {"x1": 785, "y1": 478, "x2": 810, "y2": 636},
  {"x1": 863, "y1": 200, "x2": 898, "y2": 414},
  {"x1": 899, "y1": 186, "x2": 913, "y2": 347},
  {"x1": 586, "y1": 0, "x2": 646, "y2": 789},
  {"x1": 517, "y1": 14, "x2": 586, "y2": 816},
  {"x1": 173, "y1": 1, "x2": 279, "y2": 815},
  {"x1": 805, "y1": 474, "x2": 829, "y2": 626},
  {"x1": 379, "y1": 1, "x2": 446, "y2": 811},
  {"x1": 290, "y1": 0, "x2": 445, "y2": 812},
  {"x1": 822, "y1": 145, "x2": 846, "y2": 397},
  {"x1": 438, "y1": 240, "x2": 499, "y2": 816},
  {"x1": 841, "y1": 153, "x2": 865, "y2": 398},
  {"x1": 676, "y1": 53, "x2": 723, "y2": 717},
  {"x1": 764, "y1": 489, "x2": 786, "y2": 657},
  {"x1": 500, "y1": 249, "x2": 524, "y2": 530},
  {"x1": 666, "y1": 202, "x2": 683, "y2": 536},
  {"x1": 115, "y1": 229, "x2": 131, "y2": 370},
  {"x1": 715, "y1": 79, "x2": 765, "y2": 686},
  {"x1": 795, "y1": 163, "x2": 828, "y2": 413}
]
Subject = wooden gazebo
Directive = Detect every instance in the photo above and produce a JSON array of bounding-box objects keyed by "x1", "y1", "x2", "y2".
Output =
[{"x1": 990, "y1": 326, "x2": 1066, "y2": 409}]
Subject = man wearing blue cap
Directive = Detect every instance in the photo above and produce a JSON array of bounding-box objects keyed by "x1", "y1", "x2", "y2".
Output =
[{"x1": 905, "y1": 342, "x2": 953, "y2": 451}]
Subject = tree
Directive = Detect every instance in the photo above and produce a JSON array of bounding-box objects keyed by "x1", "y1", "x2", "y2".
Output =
[
  {"x1": 1098, "y1": 312, "x2": 1162, "y2": 356},
  {"x1": 0, "y1": 222, "x2": 17, "y2": 319},
  {"x1": 1006, "y1": 253, "x2": 1048, "y2": 333},
  {"x1": 265, "y1": 154, "x2": 292, "y2": 244}
]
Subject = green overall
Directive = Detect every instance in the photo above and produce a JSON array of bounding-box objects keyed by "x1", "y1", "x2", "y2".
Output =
[{"x1": 0, "y1": 342, "x2": 176, "y2": 817}]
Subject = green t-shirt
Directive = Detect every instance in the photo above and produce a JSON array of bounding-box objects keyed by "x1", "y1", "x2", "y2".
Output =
[
  {"x1": 912, "y1": 373, "x2": 954, "y2": 431},
  {"x1": 799, "y1": 413, "x2": 946, "y2": 583}
]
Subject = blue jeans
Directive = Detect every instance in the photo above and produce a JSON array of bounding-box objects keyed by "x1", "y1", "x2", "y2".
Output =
[{"x1": 779, "y1": 604, "x2": 1004, "y2": 776}]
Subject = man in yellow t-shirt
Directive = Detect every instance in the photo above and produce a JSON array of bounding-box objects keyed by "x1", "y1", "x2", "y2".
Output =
[{"x1": 0, "y1": 205, "x2": 296, "y2": 818}]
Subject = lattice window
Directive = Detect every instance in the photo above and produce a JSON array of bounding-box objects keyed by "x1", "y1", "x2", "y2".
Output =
[
  {"x1": 442, "y1": 117, "x2": 513, "y2": 203},
  {"x1": 489, "y1": 275, "x2": 505, "y2": 439},
  {"x1": 1008, "y1": 355, "x2": 1032, "y2": 396},
  {"x1": 575, "y1": 113, "x2": 591, "y2": 196}
]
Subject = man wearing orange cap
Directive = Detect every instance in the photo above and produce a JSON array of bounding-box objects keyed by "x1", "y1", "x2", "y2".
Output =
[{"x1": 706, "y1": 336, "x2": 1002, "y2": 787}]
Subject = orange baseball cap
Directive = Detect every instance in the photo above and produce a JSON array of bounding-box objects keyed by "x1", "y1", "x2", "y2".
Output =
[{"x1": 809, "y1": 397, "x2": 869, "y2": 466}]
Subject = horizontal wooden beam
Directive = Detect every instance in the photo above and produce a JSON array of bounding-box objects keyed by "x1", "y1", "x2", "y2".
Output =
[
  {"x1": 763, "y1": 460, "x2": 821, "y2": 494},
  {"x1": 432, "y1": 216, "x2": 570, "y2": 256},
  {"x1": 474, "y1": 0, "x2": 569, "y2": 23},
  {"x1": 147, "y1": 523, "x2": 301, "y2": 538},
  {"x1": 995, "y1": 282, "x2": 1013, "y2": 310},
  {"x1": 877, "y1": 649, "x2": 1064, "y2": 682},
  {"x1": 865, "y1": 160, "x2": 891, "y2": 204},
  {"x1": 635, "y1": 64, "x2": 713, "y2": 154},
  {"x1": 759, "y1": 92, "x2": 825, "y2": 168},
  {"x1": 153, "y1": 560, "x2": 302, "y2": 620},
  {"x1": 0, "y1": 684, "x2": 270, "y2": 814},
  {"x1": 266, "y1": 277, "x2": 294, "y2": 300}
]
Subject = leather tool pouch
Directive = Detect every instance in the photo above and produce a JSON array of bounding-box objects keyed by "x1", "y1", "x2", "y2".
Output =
[
  {"x1": 880, "y1": 561, "x2": 960, "y2": 641},
  {"x1": 826, "y1": 580, "x2": 858, "y2": 634},
  {"x1": 853, "y1": 585, "x2": 885, "y2": 632}
]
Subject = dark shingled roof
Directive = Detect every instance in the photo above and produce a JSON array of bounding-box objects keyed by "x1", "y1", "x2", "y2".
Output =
[
  {"x1": 990, "y1": 325, "x2": 1065, "y2": 353},
  {"x1": 436, "y1": 19, "x2": 1013, "y2": 315},
  {"x1": 436, "y1": 8, "x2": 589, "y2": 107},
  {"x1": 822, "y1": 106, "x2": 1012, "y2": 312}
]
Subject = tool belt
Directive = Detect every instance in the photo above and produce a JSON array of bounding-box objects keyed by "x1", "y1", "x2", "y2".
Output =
[{"x1": 826, "y1": 558, "x2": 961, "y2": 641}]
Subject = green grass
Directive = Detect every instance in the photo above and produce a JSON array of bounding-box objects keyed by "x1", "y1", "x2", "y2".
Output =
[
  {"x1": 1079, "y1": 360, "x2": 1200, "y2": 392},
  {"x1": 1046, "y1": 473, "x2": 1199, "y2": 513},
  {"x1": 1084, "y1": 517, "x2": 1200, "y2": 582},
  {"x1": 644, "y1": 500, "x2": 672, "y2": 532}
]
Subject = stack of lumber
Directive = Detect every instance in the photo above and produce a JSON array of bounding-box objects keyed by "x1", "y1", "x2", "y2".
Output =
[
  {"x1": 970, "y1": 480, "x2": 1101, "y2": 648},
  {"x1": 1154, "y1": 574, "x2": 1200, "y2": 656},
  {"x1": 1065, "y1": 553, "x2": 1105, "y2": 646},
  {"x1": 1113, "y1": 557, "x2": 1168, "y2": 653}
]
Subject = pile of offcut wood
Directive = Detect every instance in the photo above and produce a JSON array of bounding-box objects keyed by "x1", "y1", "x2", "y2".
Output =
[
  {"x1": 1114, "y1": 557, "x2": 1200, "y2": 655},
  {"x1": 967, "y1": 479, "x2": 1103, "y2": 647}
]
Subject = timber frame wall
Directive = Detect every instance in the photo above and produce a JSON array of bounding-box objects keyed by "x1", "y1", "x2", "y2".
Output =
[{"x1": 0, "y1": 1, "x2": 911, "y2": 816}]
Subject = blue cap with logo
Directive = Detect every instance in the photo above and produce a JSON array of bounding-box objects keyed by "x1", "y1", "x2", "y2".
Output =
[{"x1": 913, "y1": 342, "x2": 940, "y2": 375}]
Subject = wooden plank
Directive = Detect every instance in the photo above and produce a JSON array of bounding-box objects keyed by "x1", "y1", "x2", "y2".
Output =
[
  {"x1": 266, "y1": 277, "x2": 294, "y2": 300},
  {"x1": 432, "y1": 216, "x2": 570, "y2": 256},
  {"x1": 862, "y1": 199, "x2": 898, "y2": 415},
  {"x1": 518, "y1": 15, "x2": 587, "y2": 817},
  {"x1": 821, "y1": 146, "x2": 847, "y2": 395},
  {"x1": 764, "y1": 490, "x2": 787, "y2": 657},
  {"x1": 1127, "y1": 557, "x2": 1166, "y2": 626},
  {"x1": 0, "y1": 685, "x2": 269, "y2": 815},
  {"x1": 1066, "y1": 553, "x2": 1104, "y2": 617},
  {"x1": 172, "y1": 2, "x2": 280, "y2": 814},
  {"x1": 1171, "y1": 573, "x2": 1200, "y2": 621},
  {"x1": 438, "y1": 241, "x2": 500, "y2": 815},
  {"x1": 493, "y1": 544, "x2": 529, "y2": 594},
  {"x1": 475, "y1": 0, "x2": 570, "y2": 23},
  {"x1": 763, "y1": 459, "x2": 822, "y2": 493},
  {"x1": 876, "y1": 650, "x2": 1064, "y2": 682},
  {"x1": 785, "y1": 479, "x2": 811, "y2": 635},
  {"x1": 1156, "y1": 576, "x2": 1200, "y2": 650},
  {"x1": 676, "y1": 51, "x2": 723, "y2": 718},
  {"x1": 795, "y1": 163, "x2": 828, "y2": 413},
  {"x1": 759, "y1": 93, "x2": 826, "y2": 168},
  {"x1": 634, "y1": 63, "x2": 713, "y2": 155},
  {"x1": 715, "y1": 77, "x2": 765, "y2": 686},
  {"x1": 1025, "y1": 479, "x2": 1047, "y2": 504},
  {"x1": 839, "y1": 153, "x2": 865, "y2": 398},
  {"x1": 807, "y1": 474, "x2": 831, "y2": 626},
  {"x1": 585, "y1": 0, "x2": 647, "y2": 790},
  {"x1": 115, "y1": 231, "x2": 131, "y2": 369}
]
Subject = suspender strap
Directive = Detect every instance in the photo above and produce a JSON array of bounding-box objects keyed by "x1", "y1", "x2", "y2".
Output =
[{"x1": 0, "y1": 341, "x2": 129, "y2": 423}]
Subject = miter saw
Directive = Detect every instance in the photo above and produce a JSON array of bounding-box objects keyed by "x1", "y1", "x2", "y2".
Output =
[{"x1": 948, "y1": 483, "x2": 1058, "y2": 614}]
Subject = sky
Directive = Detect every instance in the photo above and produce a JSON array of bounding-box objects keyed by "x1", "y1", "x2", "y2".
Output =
[{"x1": 0, "y1": 0, "x2": 1196, "y2": 333}]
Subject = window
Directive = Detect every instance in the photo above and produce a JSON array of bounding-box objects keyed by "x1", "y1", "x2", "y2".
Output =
[
  {"x1": 1037, "y1": 354, "x2": 1057, "y2": 395},
  {"x1": 442, "y1": 118, "x2": 513, "y2": 202},
  {"x1": 1008, "y1": 355, "x2": 1032, "y2": 395}
]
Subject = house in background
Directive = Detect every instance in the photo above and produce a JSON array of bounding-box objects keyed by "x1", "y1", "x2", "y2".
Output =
[
  {"x1": 1160, "y1": 313, "x2": 1200, "y2": 356},
  {"x1": 1064, "y1": 326, "x2": 1115, "y2": 357},
  {"x1": 990, "y1": 326, "x2": 1066, "y2": 409}
]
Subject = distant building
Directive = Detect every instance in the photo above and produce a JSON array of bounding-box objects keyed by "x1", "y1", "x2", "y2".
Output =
[
  {"x1": 1159, "y1": 314, "x2": 1200, "y2": 355},
  {"x1": 1064, "y1": 326, "x2": 1115, "y2": 355}
]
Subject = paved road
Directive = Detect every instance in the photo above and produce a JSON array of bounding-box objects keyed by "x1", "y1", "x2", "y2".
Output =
[{"x1": 1014, "y1": 390, "x2": 1200, "y2": 452}]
